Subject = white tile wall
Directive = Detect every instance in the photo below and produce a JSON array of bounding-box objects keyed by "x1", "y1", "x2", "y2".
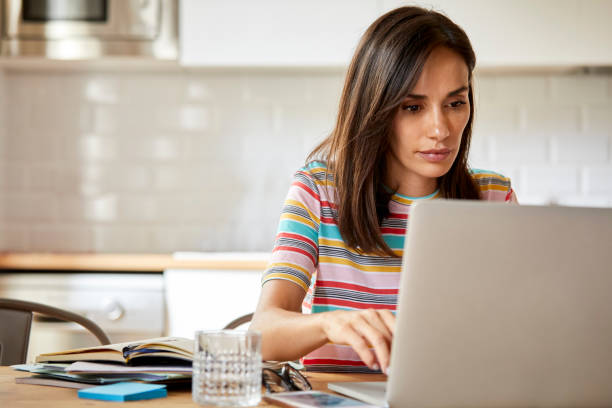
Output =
[
  {"x1": 470, "y1": 73, "x2": 612, "y2": 207},
  {"x1": 0, "y1": 68, "x2": 610, "y2": 253}
]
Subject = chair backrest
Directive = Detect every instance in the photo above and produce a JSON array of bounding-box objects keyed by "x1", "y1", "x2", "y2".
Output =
[
  {"x1": 223, "y1": 312, "x2": 253, "y2": 330},
  {"x1": 0, "y1": 298, "x2": 111, "y2": 366},
  {"x1": 0, "y1": 308, "x2": 32, "y2": 366}
]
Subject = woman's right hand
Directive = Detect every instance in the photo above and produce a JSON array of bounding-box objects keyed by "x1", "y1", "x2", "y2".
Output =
[
  {"x1": 320, "y1": 309, "x2": 396, "y2": 373},
  {"x1": 251, "y1": 280, "x2": 396, "y2": 371}
]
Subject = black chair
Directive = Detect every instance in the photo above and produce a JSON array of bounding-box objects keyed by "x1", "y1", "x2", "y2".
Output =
[
  {"x1": 223, "y1": 312, "x2": 253, "y2": 330},
  {"x1": 0, "y1": 298, "x2": 111, "y2": 366}
]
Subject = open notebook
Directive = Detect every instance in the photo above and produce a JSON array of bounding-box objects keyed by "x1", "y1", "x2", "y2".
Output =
[{"x1": 35, "y1": 337, "x2": 193, "y2": 365}]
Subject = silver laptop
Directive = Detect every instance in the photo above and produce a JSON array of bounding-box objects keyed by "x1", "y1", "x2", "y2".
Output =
[{"x1": 328, "y1": 200, "x2": 612, "y2": 408}]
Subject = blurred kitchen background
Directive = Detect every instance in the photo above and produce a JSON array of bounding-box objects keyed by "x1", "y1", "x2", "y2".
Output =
[{"x1": 0, "y1": 0, "x2": 611, "y2": 361}]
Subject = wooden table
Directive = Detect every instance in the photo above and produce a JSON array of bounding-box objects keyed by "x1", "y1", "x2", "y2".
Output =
[{"x1": 0, "y1": 366, "x2": 386, "y2": 407}]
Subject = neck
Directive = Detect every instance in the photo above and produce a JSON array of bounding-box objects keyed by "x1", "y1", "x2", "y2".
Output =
[
  {"x1": 393, "y1": 179, "x2": 438, "y2": 198},
  {"x1": 385, "y1": 159, "x2": 438, "y2": 198}
]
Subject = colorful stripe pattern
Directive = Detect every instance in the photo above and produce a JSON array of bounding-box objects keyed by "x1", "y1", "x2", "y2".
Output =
[{"x1": 262, "y1": 162, "x2": 516, "y2": 372}]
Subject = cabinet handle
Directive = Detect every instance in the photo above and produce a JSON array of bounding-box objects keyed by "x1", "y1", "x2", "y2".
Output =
[{"x1": 106, "y1": 302, "x2": 125, "y2": 321}]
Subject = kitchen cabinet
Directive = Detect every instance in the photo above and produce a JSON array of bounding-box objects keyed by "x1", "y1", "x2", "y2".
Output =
[
  {"x1": 0, "y1": 252, "x2": 269, "y2": 360},
  {"x1": 180, "y1": 0, "x2": 378, "y2": 67},
  {"x1": 164, "y1": 268, "x2": 263, "y2": 337},
  {"x1": 0, "y1": 272, "x2": 164, "y2": 362},
  {"x1": 383, "y1": 0, "x2": 612, "y2": 69},
  {"x1": 181, "y1": 0, "x2": 612, "y2": 69},
  {"x1": 163, "y1": 251, "x2": 268, "y2": 337}
]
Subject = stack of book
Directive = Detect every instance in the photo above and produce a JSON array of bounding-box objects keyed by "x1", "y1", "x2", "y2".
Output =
[{"x1": 12, "y1": 337, "x2": 193, "y2": 389}]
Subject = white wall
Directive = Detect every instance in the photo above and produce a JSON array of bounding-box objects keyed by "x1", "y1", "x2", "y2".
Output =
[
  {"x1": 471, "y1": 73, "x2": 612, "y2": 207},
  {"x1": 0, "y1": 68, "x2": 610, "y2": 253}
]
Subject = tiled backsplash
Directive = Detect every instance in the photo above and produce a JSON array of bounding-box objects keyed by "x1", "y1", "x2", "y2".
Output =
[{"x1": 0, "y1": 68, "x2": 610, "y2": 252}]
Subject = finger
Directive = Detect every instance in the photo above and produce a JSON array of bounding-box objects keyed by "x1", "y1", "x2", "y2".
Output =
[
  {"x1": 378, "y1": 309, "x2": 396, "y2": 335},
  {"x1": 352, "y1": 316, "x2": 391, "y2": 371},
  {"x1": 342, "y1": 326, "x2": 378, "y2": 369},
  {"x1": 362, "y1": 309, "x2": 393, "y2": 340}
]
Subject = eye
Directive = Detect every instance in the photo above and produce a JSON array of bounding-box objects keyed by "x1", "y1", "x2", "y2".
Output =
[
  {"x1": 402, "y1": 104, "x2": 421, "y2": 113},
  {"x1": 449, "y1": 100, "x2": 467, "y2": 108}
]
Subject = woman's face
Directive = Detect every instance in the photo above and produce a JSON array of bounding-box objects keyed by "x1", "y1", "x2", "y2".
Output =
[{"x1": 387, "y1": 46, "x2": 471, "y2": 196}]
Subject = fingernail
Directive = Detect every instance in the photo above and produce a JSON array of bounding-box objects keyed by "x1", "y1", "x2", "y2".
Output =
[{"x1": 372, "y1": 363, "x2": 380, "y2": 371}]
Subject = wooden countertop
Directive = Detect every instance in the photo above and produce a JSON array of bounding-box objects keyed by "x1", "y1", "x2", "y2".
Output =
[{"x1": 0, "y1": 253, "x2": 269, "y2": 272}]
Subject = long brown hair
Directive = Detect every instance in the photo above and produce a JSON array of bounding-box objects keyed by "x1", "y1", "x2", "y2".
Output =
[{"x1": 308, "y1": 6, "x2": 480, "y2": 257}]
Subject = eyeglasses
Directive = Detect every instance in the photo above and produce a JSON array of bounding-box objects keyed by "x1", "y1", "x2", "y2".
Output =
[{"x1": 262, "y1": 364, "x2": 312, "y2": 393}]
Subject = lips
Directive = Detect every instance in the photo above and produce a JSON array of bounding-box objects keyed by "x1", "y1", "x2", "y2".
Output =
[{"x1": 418, "y1": 148, "x2": 452, "y2": 163}]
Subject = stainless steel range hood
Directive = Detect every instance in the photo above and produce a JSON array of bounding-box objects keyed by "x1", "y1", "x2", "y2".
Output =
[{"x1": 0, "y1": 0, "x2": 178, "y2": 60}]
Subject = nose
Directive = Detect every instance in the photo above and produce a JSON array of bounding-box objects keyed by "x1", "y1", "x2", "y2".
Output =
[{"x1": 426, "y1": 107, "x2": 450, "y2": 140}]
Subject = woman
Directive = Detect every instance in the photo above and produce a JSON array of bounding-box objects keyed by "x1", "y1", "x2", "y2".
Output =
[{"x1": 250, "y1": 6, "x2": 518, "y2": 374}]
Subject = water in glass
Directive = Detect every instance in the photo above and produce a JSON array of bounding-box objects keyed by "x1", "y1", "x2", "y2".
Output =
[{"x1": 193, "y1": 330, "x2": 262, "y2": 407}]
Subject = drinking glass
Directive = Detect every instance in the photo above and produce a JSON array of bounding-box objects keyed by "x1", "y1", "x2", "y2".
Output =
[{"x1": 193, "y1": 330, "x2": 262, "y2": 407}]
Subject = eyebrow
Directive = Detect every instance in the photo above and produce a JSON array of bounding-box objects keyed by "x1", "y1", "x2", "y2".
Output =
[{"x1": 405, "y1": 85, "x2": 469, "y2": 100}]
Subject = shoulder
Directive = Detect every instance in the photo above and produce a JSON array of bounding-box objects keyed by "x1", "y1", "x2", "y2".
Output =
[
  {"x1": 299, "y1": 160, "x2": 330, "y2": 179},
  {"x1": 295, "y1": 161, "x2": 334, "y2": 190},
  {"x1": 470, "y1": 168, "x2": 515, "y2": 202},
  {"x1": 470, "y1": 168, "x2": 512, "y2": 187}
]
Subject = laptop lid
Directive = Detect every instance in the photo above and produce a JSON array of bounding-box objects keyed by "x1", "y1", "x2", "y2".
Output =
[{"x1": 385, "y1": 201, "x2": 612, "y2": 407}]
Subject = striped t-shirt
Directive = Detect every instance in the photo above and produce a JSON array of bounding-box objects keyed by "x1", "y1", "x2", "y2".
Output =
[{"x1": 262, "y1": 161, "x2": 518, "y2": 372}]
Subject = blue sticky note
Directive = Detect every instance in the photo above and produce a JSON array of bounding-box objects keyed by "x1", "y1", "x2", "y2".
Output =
[{"x1": 78, "y1": 382, "x2": 167, "y2": 401}]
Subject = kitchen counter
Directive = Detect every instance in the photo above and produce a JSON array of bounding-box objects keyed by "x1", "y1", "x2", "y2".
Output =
[{"x1": 0, "y1": 252, "x2": 269, "y2": 272}]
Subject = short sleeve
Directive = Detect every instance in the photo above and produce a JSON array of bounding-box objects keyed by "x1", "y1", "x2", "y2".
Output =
[
  {"x1": 471, "y1": 169, "x2": 518, "y2": 203},
  {"x1": 505, "y1": 187, "x2": 519, "y2": 204},
  {"x1": 262, "y1": 170, "x2": 321, "y2": 292}
]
